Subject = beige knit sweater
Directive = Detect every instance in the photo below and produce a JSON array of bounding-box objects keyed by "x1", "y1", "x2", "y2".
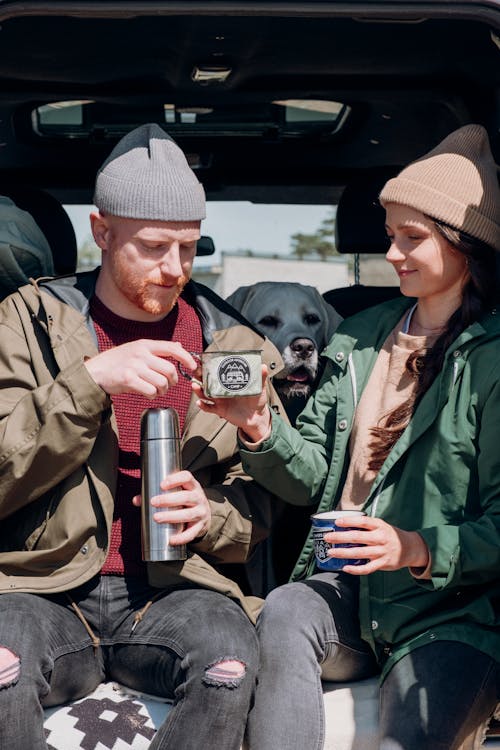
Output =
[{"x1": 339, "y1": 311, "x2": 438, "y2": 510}]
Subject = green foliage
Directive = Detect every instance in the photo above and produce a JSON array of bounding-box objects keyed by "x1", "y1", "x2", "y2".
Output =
[
  {"x1": 290, "y1": 208, "x2": 337, "y2": 260},
  {"x1": 77, "y1": 234, "x2": 101, "y2": 271}
]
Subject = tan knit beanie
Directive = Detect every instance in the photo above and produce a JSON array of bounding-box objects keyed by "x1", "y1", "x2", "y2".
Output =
[{"x1": 379, "y1": 124, "x2": 500, "y2": 251}]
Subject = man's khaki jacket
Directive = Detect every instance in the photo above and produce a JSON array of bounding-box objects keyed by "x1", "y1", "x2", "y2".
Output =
[{"x1": 0, "y1": 270, "x2": 285, "y2": 622}]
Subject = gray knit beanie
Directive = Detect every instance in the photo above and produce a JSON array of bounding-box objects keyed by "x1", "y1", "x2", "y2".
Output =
[
  {"x1": 380, "y1": 124, "x2": 500, "y2": 252},
  {"x1": 93, "y1": 123, "x2": 206, "y2": 221}
]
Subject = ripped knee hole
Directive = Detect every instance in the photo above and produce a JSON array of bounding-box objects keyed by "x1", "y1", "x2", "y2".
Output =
[
  {"x1": 203, "y1": 658, "x2": 246, "y2": 687},
  {"x1": 0, "y1": 647, "x2": 21, "y2": 688}
]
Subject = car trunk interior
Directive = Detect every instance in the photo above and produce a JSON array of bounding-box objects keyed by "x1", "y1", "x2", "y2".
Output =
[{"x1": 0, "y1": 1, "x2": 497, "y2": 207}]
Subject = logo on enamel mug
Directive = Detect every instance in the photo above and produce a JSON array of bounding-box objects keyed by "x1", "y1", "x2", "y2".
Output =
[
  {"x1": 217, "y1": 356, "x2": 251, "y2": 392},
  {"x1": 312, "y1": 527, "x2": 335, "y2": 562}
]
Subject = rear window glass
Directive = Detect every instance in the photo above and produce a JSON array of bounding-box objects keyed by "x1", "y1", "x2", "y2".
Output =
[
  {"x1": 34, "y1": 100, "x2": 350, "y2": 139},
  {"x1": 65, "y1": 201, "x2": 397, "y2": 298}
]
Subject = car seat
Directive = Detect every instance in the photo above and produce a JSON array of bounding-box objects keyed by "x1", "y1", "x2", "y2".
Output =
[
  {"x1": 0, "y1": 186, "x2": 77, "y2": 277},
  {"x1": 323, "y1": 167, "x2": 402, "y2": 317},
  {"x1": 0, "y1": 195, "x2": 56, "y2": 301}
]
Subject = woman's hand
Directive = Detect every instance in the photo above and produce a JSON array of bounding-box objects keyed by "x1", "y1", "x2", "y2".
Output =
[
  {"x1": 192, "y1": 365, "x2": 272, "y2": 444},
  {"x1": 132, "y1": 470, "x2": 211, "y2": 544},
  {"x1": 325, "y1": 515, "x2": 430, "y2": 575}
]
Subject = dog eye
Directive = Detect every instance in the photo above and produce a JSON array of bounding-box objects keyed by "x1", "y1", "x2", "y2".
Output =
[
  {"x1": 304, "y1": 314, "x2": 321, "y2": 325},
  {"x1": 258, "y1": 315, "x2": 280, "y2": 327}
]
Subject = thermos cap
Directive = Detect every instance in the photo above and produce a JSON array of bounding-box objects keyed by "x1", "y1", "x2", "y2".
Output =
[{"x1": 140, "y1": 407, "x2": 180, "y2": 441}]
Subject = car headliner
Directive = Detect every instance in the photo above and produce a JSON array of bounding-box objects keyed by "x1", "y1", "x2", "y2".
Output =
[{"x1": 0, "y1": 0, "x2": 497, "y2": 204}]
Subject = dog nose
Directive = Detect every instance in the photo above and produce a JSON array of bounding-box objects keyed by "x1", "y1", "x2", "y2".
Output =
[{"x1": 291, "y1": 338, "x2": 315, "y2": 359}]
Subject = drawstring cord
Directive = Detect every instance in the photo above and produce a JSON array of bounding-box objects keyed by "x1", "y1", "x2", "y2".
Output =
[
  {"x1": 66, "y1": 594, "x2": 101, "y2": 652},
  {"x1": 66, "y1": 590, "x2": 166, "y2": 642},
  {"x1": 131, "y1": 592, "x2": 165, "y2": 633}
]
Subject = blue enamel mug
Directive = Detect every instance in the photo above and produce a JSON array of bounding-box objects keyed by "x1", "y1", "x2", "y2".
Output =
[{"x1": 311, "y1": 510, "x2": 366, "y2": 571}]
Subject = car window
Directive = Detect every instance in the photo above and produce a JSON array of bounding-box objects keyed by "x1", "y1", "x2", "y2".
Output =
[{"x1": 65, "y1": 201, "x2": 397, "y2": 299}]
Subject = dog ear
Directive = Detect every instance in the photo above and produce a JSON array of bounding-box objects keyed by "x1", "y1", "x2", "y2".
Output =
[
  {"x1": 318, "y1": 292, "x2": 343, "y2": 345},
  {"x1": 225, "y1": 285, "x2": 254, "y2": 314}
]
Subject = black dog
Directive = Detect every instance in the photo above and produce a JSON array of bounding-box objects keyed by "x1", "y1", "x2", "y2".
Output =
[
  {"x1": 226, "y1": 281, "x2": 343, "y2": 587},
  {"x1": 226, "y1": 281, "x2": 342, "y2": 424}
]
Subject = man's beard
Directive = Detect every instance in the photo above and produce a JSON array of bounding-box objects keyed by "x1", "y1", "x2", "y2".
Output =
[
  {"x1": 133, "y1": 275, "x2": 189, "y2": 316},
  {"x1": 113, "y1": 260, "x2": 190, "y2": 317}
]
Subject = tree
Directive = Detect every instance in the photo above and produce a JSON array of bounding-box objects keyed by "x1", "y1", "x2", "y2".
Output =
[
  {"x1": 77, "y1": 234, "x2": 101, "y2": 271},
  {"x1": 290, "y1": 208, "x2": 338, "y2": 261}
]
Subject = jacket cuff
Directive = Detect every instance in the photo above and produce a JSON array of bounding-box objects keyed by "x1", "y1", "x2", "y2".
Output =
[
  {"x1": 59, "y1": 357, "x2": 111, "y2": 417},
  {"x1": 189, "y1": 487, "x2": 251, "y2": 559},
  {"x1": 236, "y1": 405, "x2": 274, "y2": 451},
  {"x1": 412, "y1": 526, "x2": 460, "y2": 589}
]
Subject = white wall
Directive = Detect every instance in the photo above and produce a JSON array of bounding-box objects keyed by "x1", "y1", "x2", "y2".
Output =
[{"x1": 214, "y1": 254, "x2": 349, "y2": 298}]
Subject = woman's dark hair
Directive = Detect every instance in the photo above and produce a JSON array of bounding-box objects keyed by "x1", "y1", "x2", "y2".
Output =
[{"x1": 368, "y1": 220, "x2": 498, "y2": 472}]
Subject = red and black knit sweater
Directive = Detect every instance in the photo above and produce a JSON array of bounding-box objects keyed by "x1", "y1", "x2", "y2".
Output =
[{"x1": 90, "y1": 294, "x2": 203, "y2": 577}]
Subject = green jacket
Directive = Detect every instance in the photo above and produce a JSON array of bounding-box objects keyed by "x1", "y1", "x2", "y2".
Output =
[
  {"x1": 0, "y1": 270, "x2": 285, "y2": 623},
  {"x1": 242, "y1": 296, "x2": 500, "y2": 677}
]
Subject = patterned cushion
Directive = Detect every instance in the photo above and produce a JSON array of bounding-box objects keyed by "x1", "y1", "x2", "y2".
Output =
[
  {"x1": 41, "y1": 678, "x2": 380, "y2": 750},
  {"x1": 43, "y1": 682, "x2": 171, "y2": 750},
  {"x1": 42, "y1": 680, "x2": 500, "y2": 750}
]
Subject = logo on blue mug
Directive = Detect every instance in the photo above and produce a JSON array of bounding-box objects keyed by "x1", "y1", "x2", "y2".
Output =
[{"x1": 311, "y1": 510, "x2": 366, "y2": 571}]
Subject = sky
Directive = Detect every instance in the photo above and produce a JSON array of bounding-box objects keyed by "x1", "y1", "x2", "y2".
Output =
[{"x1": 64, "y1": 201, "x2": 332, "y2": 266}]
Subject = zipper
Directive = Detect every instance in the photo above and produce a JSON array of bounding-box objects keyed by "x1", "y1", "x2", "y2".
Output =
[
  {"x1": 348, "y1": 346, "x2": 389, "y2": 517},
  {"x1": 347, "y1": 352, "x2": 358, "y2": 410},
  {"x1": 370, "y1": 479, "x2": 385, "y2": 518}
]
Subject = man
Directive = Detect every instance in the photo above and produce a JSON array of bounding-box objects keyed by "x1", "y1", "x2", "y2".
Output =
[{"x1": 0, "y1": 123, "x2": 285, "y2": 750}]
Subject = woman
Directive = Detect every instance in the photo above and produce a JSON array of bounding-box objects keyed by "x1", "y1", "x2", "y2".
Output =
[{"x1": 195, "y1": 124, "x2": 500, "y2": 749}]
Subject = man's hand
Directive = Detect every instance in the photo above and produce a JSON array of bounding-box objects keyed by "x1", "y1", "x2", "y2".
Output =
[
  {"x1": 133, "y1": 470, "x2": 211, "y2": 544},
  {"x1": 84, "y1": 340, "x2": 198, "y2": 398},
  {"x1": 325, "y1": 515, "x2": 430, "y2": 575}
]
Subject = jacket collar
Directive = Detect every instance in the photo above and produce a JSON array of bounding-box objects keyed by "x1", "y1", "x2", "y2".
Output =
[
  {"x1": 181, "y1": 279, "x2": 263, "y2": 344},
  {"x1": 324, "y1": 296, "x2": 499, "y2": 368},
  {"x1": 323, "y1": 296, "x2": 414, "y2": 366}
]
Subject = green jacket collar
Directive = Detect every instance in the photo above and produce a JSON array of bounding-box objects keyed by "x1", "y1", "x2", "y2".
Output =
[{"x1": 323, "y1": 296, "x2": 500, "y2": 375}]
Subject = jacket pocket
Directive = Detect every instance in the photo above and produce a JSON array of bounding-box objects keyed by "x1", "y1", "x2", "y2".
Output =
[{"x1": 0, "y1": 489, "x2": 58, "y2": 552}]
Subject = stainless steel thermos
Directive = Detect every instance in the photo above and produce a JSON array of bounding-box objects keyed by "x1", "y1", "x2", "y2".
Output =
[{"x1": 140, "y1": 407, "x2": 187, "y2": 561}]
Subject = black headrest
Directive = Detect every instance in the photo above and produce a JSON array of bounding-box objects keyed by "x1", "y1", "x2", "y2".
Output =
[
  {"x1": 0, "y1": 187, "x2": 77, "y2": 275},
  {"x1": 335, "y1": 167, "x2": 400, "y2": 255},
  {"x1": 323, "y1": 284, "x2": 401, "y2": 319}
]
